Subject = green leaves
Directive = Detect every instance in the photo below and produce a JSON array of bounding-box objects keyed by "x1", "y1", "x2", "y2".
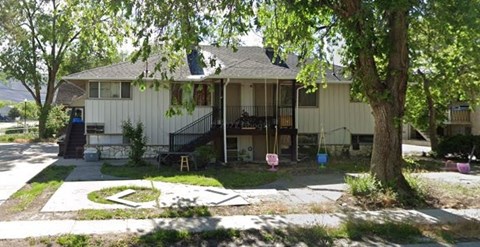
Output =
[
  {"x1": 0, "y1": 0, "x2": 126, "y2": 138},
  {"x1": 407, "y1": 0, "x2": 480, "y2": 132}
]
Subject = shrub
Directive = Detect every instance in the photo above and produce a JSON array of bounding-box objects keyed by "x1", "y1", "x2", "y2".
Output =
[
  {"x1": 122, "y1": 119, "x2": 148, "y2": 166},
  {"x1": 7, "y1": 107, "x2": 21, "y2": 119},
  {"x1": 435, "y1": 135, "x2": 480, "y2": 160},
  {"x1": 45, "y1": 105, "x2": 69, "y2": 137},
  {"x1": 192, "y1": 145, "x2": 216, "y2": 169},
  {"x1": 8, "y1": 101, "x2": 39, "y2": 120},
  {"x1": 345, "y1": 174, "x2": 379, "y2": 196},
  {"x1": 56, "y1": 234, "x2": 89, "y2": 247}
]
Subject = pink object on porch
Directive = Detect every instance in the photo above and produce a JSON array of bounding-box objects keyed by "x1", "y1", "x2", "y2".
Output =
[
  {"x1": 266, "y1": 153, "x2": 279, "y2": 171},
  {"x1": 457, "y1": 162, "x2": 470, "y2": 174}
]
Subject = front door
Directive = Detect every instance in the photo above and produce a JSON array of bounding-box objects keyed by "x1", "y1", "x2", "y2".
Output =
[{"x1": 226, "y1": 83, "x2": 241, "y2": 124}]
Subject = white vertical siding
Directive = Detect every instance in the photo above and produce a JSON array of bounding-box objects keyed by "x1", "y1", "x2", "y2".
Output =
[
  {"x1": 298, "y1": 84, "x2": 374, "y2": 144},
  {"x1": 85, "y1": 85, "x2": 212, "y2": 145}
]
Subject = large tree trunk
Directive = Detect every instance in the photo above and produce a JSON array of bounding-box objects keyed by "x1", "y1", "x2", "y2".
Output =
[
  {"x1": 38, "y1": 71, "x2": 57, "y2": 139},
  {"x1": 335, "y1": 1, "x2": 414, "y2": 196},
  {"x1": 370, "y1": 103, "x2": 412, "y2": 195},
  {"x1": 38, "y1": 105, "x2": 50, "y2": 139}
]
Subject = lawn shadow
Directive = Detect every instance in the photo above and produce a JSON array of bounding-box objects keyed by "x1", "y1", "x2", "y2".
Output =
[{"x1": 336, "y1": 209, "x2": 480, "y2": 245}]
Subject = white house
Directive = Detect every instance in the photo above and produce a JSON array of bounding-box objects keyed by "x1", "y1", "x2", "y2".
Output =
[{"x1": 60, "y1": 46, "x2": 374, "y2": 161}]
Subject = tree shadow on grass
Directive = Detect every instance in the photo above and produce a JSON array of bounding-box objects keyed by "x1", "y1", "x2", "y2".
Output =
[{"x1": 335, "y1": 213, "x2": 480, "y2": 245}]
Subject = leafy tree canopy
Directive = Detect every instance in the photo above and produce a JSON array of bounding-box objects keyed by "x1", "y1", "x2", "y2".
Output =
[
  {"x1": 406, "y1": 0, "x2": 480, "y2": 148},
  {"x1": 0, "y1": 0, "x2": 128, "y2": 138}
]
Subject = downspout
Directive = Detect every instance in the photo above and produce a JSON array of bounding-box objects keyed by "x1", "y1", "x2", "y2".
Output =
[
  {"x1": 223, "y1": 78, "x2": 230, "y2": 163},
  {"x1": 295, "y1": 86, "x2": 305, "y2": 161}
]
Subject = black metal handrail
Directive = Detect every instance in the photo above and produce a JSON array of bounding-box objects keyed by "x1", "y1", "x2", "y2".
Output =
[
  {"x1": 169, "y1": 109, "x2": 218, "y2": 152},
  {"x1": 62, "y1": 107, "x2": 77, "y2": 156}
]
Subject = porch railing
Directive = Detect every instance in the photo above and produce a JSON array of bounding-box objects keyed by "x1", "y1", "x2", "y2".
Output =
[
  {"x1": 448, "y1": 109, "x2": 471, "y2": 123},
  {"x1": 169, "y1": 110, "x2": 217, "y2": 152},
  {"x1": 225, "y1": 106, "x2": 293, "y2": 129}
]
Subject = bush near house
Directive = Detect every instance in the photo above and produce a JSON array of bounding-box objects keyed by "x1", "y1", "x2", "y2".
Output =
[
  {"x1": 45, "y1": 105, "x2": 69, "y2": 137},
  {"x1": 435, "y1": 135, "x2": 480, "y2": 160},
  {"x1": 122, "y1": 119, "x2": 148, "y2": 166}
]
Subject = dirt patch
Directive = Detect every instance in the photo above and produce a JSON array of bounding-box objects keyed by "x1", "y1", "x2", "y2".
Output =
[
  {"x1": 337, "y1": 178, "x2": 480, "y2": 211},
  {"x1": 422, "y1": 180, "x2": 480, "y2": 209}
]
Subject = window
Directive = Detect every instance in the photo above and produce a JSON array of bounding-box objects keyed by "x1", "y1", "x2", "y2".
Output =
[
  {"x1": 89, "y1": 82, "x2": 99, "y2": 98},
  {"x1": 351, "y1": 134, "x2": 374, "y2": 144},
  {"x1": 194, "y1": 84, "x2": 211, "y2": 106},
  {"x1": 280, "y1": 85, "x2": 318, "y2": 107},
  {"x1": 121, "y1": 82, "x2": 131, "y2": 98},
  {"x1": 298, "y1": 134, "x2": 318, "y2": 146},
  {"x1": 298, "y1": 133, "x2": 318, "y2": 155},
  {"x1": 89, "y1": 82, "x2": 131, "y2": 99},
  {"x1": 171, "y1": 83, "x2": 211, "y2": 106},
  {"x1": 298, "y1": 88, "x2": 318, "y2": 107}
]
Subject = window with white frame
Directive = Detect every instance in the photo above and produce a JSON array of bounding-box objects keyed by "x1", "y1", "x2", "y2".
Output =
[{"x1": 89, "y1": 82, "x2": 131, "y2": 99}]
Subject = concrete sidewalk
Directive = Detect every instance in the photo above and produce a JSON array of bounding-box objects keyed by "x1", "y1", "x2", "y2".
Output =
[
  {"x1": 0, "y1": 208, "x2": 478, "y2": 239},
  {"x1": 0, "y1": 143, "x2": 58, "y2": 206}
]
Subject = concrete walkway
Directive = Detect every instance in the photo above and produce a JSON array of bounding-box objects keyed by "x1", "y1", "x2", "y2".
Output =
[
  {"x1": 0, "y1": 208, "x2": 478, "y2": 240},
  {"x1": 42, "y1": 180, "x2": 250, "y2": 211},
  {"x1": 0, "y1": 143, "x2": 58, "y2": 205}
]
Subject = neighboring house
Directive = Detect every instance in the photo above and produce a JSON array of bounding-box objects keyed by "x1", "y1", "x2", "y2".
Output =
[
  {"x1": 61, "y1": 46, "x2": 374, "y2": 161},
  {"x1": 54, "y1": 81, "x2": 86, "y2": 108},
  {"x1": 403, "y1": 102, "x2": 480, "y2": 143}
]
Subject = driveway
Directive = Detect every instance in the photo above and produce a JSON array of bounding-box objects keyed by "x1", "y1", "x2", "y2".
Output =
[{"x1": 0, "y1": 143, "x2": 58, "y2": 205}]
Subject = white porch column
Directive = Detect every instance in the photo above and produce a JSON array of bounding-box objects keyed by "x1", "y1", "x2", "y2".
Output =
[{"x1": 223, "y1": 78, "x2": 230, "y2": 163}]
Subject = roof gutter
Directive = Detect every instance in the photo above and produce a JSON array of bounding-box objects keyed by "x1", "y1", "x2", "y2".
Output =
[{"x1": 62, "y1": 76, "x2": 352, "y2": 84}]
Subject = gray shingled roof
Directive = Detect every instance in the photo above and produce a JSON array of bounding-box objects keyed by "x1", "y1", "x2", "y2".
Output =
[
  {"x1": 63, "y1": 46, "x2": 349, "y2": 82},
  {"x1": 54, "y1": 81, "x2": 85, "y2": 105}
]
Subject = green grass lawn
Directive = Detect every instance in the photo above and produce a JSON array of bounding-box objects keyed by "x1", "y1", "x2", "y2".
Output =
[
  {"x1": 77, "y1": 206, "x2": 212, "y2": 220},
  {"x1": 0, "y1": 133, "x2": 38, "y2": 143},
  {"x1": 101, "y1": 163, "x2": 279, "y2": 188},
  {"x1": 87, "y1": 185, "x2": 161, "y2": 204},
  {"x1": 10, "y1": 165, "x2": 74, "y2": 212}
]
